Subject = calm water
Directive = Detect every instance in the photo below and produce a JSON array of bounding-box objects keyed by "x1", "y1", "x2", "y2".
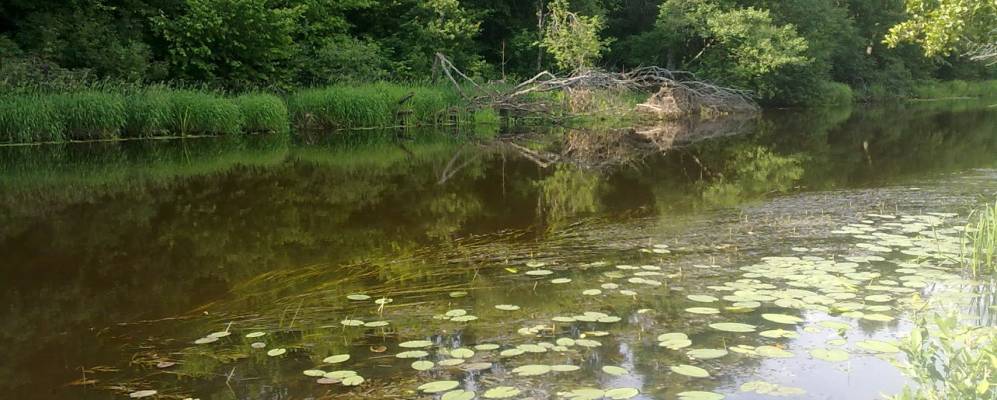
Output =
[{"x1": 1, "y1": 100, "x2": 996, "y2": 400}]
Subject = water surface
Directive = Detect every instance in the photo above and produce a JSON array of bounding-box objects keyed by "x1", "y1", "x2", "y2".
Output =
[{"x1": 1, "y1": 100, "x2": 996, "y2": 399}]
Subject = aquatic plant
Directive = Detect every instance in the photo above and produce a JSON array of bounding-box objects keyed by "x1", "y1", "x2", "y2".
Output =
[
  {"x1": 122, "y1": 89, "x2": 172, "y2": 137},
  {"x1": 167, "y1": 90, "x2": 244, "y2": 136},
  {"x1": 0, "y1": 94, "x2": 64, "y2": 143},
  {"x1": 964, "y1": 201, "x2": 997, "y2": 276},
  {"x1": 287, "y1": 83, "x2": 465, "y2": 131},
  {"x1": 893, "y1": 312, "x2": 996, "y2": 400}
]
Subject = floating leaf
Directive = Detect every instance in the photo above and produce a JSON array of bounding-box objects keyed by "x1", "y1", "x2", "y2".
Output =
[
  {"x1": 710, "y1": 322, "x2": 756, "y2": 333},
  {"x1": 582, "y1": 289, "x2": 602, "y2": 296},
  {"x1": 474, "y1": 343, "x2": 499, "y2": 351},
  {"x1": 250, "y1": 342, "x2": 266, "y2": 349},
  {"x1": 686, "y1": 307, "x2": 720, "y2": 315},
  {"x1": 245, "y1": 332, "x2": 266, "y2": 338},
  {"x1": 374, "y1": 298, "x2": 393, "y2": 305},
  {"x1": 687, "y1": 295, "x2": 719, "y2": 303},
  {"x1": 340, "y1": 319, "x2": 364, "y2": 327},
  {"x1": 445, "y1": 309, "x2": 467, "y2": 317},
  {"x1": 601, "y1": 365, "x2": 628, "y2": 376},
  {"x1": 563, "y1": 388, "x2": 606, "y2": 400},
  {"x1": 347, "y1": 294, "x2": 371, "y2": 301},
  {"x1": 575, "y1": 339, "x2": 602, "y2": 348},
  {"x1": 740, "y1": 381, "x2": 806, "y2": 396},
  {"x1": 551, "y1": 278, "x2": 572, "y2": 284},
  {"x1": 194, "y1": 337, "x2": 218, "y2": 345},
  {"x1": 208, "y1": 331, "x2": 231, "y2": 339},
  {"x1": 499, "y1": 349, "x2": 524, "y2": 357},
  {"x1": 605, "y1": 388, "x2": 640, "y2": 399},
  {"x1": 759, "y1": 329, "x2": 799, "y2": 339},
  {"x1": 550, "y1": 364, "x2": 581, "y2": 372},
  {"x1": 303, "y1": 369, "x2": 326, "y2": 377},
  {"x1": 483, "y1": 386, "x2": 521, "y2": 399},
  {"x1": 756, "y1": 346, "x2": 794, "y2": 358},
  {"x1": 397, "y1": 350, "x2": 429, "y2": 359},
  {"x1": 399, "y1": 340, "x2": 434, "y2": 348},
  {"x1": 439, "y1": 359, "x2": 465, "y2": 367},
  {"x1": 451, "y1": 348, "x2": 475, "y2": 359},
  {"x1": 419, "y1": 381, "x2": 461, "y2": 393},
  {"x1": 677, "y1": 391, "x2": 725, "y2": 400},
  {"x1": 325, "y1": 370, "x2": 357, "y2": 379},
  {"x1": 687, "y1": 349, "x2": 728, "y2": 359},
  {"x1": 449, "y1": 291, "x2": 469, "y2": 298},
  {"x1": 267, "y1": 348, "x2": 286, "y2": 357},
  {"x1": 364, "y1": 321, "x2": 389, "y2": 327},
  {"x1": 671, "y1": 364, "x2": 709, "y2": 378},
  {"x1": 461, "y1": 362, "x2": 493, "y2": 372},
  {"x1": 412, "y1": 361, "x2": 434, "y2": 371},
  {"x1": 129, "y1": 390, "x2": 157, "y2": 398},
  {"x1": 495, "y1": 304, "x2": 520, "y2": 311},
  {"x1": 442, "y1": 390, "x2": 476, "y2": 400},
  {"x1": 323, "y1": 354, "x2": 350, "y2": 364},
  {"x1": 761, "y1": 314, "x2": 804, "y2": 325},
  {"x1": 342, "y1": 375, "x2": 364, "y2": 386}
]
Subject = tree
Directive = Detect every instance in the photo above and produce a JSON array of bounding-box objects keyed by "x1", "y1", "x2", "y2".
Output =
[
  {"x1": 886, "y1": 0, "x2": 997, "y2": 63},
  {"x1": 540, "y1": 0, "x2": 611, "y2": 71},
  {"x1": 153, "y1": 0, "x2": 303, "y2": 88}
]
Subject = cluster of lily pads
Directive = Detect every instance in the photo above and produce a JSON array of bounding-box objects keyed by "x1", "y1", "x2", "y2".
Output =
[{"x1": 127, "y1": 212, "x2": 976, "y2": 399}]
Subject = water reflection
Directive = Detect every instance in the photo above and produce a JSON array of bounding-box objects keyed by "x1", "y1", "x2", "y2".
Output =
[{"x1": 0, "y1": 100, "x2": 995, "y2": 399}]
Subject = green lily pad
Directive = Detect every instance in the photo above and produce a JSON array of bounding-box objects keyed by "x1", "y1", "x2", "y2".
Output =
[
  {"x1": 710, "y1": 322, "x2": 756, "y2": 332},
  {"x1": 399, "y1": 340, "x2": 434, "y2": 348},
  {"x1": 601, "y1": 365, "x2": 628, "y2": 376},
  {"x1": 686, "y1": 307, "x2": 721, "y2": 315},
  {"x1": 550, "y1": 364, "x2": 581, "y2": 372},
  {"x1": 442, "y1": 390, "x2": 476, "y2": 400},
  {"x1": 495, "y1": 304, "x2": 520, "y2": 311},
  {"x1": 245, "y1": 331, "x2": 266, "y2": 338},
  {"x1": 347, "y1": 294, "x2": 371, "y2": 301},
  {"x1": 129, "y1": 390, "x2": 157, "y2": 398},
  {"x1": 677, "y1": 391, "x2": 725, "y2": 400},
  {"x1": 412, "y1": 360, "x2": 434, "y2": 371},
  {"x1": 563, "y1": 388, "x2": 606, "y2": 400},
  {"x1": 340, "y1": 319, "x2": 364, "y2": 327},
  {"x1": 451, "y1": 348, "x2": 475, "y2": 359},
  {"x1": 267, "y1": 348, "x2": 286, "y2": 357},
  {"x1": 687, "y1": 295, "x2": 719, "y2": 303},
  {"x1": 671, "y1": 364, "x2": 710, "y2": 378},
  {"x1": 419, "y1": 381, "x2": 461, "y2": 393},
  {"x1": 325, "y1": 370, "x2": 357, "y2": 379},
  {"x1": 474, "y1": 343, "x2": 499, "y2": 351},
  {"x1": 483, "y1": 386, "x2": 521, "y2": 399},
  {"x1": 687, "y1": 348, "x2": 728, "y2": 359},
  {"x1": 756, "y1": 346, "x2": 794, "y2": 358},
  {"x1": 303, "y1": 369, "x2": 326, "y2": 377},
  {"x1": 323, "y1": 354, "x2": 350, "y2": 364},
  {"x1": 582, "y1": 289, "x2": 602, "y2": 296},
  {"x1": 761, "y1": 313, "x2": 804, "y2": 325},
  {"x1": 342, "y1": 375, "x2": 364, "y2": 386},
  {"x1": 759, "y1": 329, "x2": 799, "y2": 339},
  {"x1": 605, "y1": 387, "x2": 640, "y2": 399},
  {"x1": 396, "y1": 350, "x2": 429, "y2": 358}
]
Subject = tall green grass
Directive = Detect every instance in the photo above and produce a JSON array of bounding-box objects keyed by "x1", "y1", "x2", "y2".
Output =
[
  {"x1": 167, "y1": 90, "x2": 244, "y2": 136},
  {"x1": 55, "y1": 91, "x2": 127, "y2": 140},
  {"x1": 235, "y1": 94, "x2": 290, "y2": 135},
  {"x1": 0, "y1": 95, "x2": 64, "y2": 143},
  {"x1": 287, "y1": 83, "x2": 465, "y2": 130},
  {"x1": 964, "y1": 201, "x2": 997, "y2": 276},
  {"x1": 123, "y1": 89, "x2": 171, "y2": 137},
  {"x1": 912, "y1": 80, "x2": 997, "y2": 100}
]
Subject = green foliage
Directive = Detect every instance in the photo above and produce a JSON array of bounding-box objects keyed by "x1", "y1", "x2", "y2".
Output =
[
  {"x1": 54, "y1": 91, "x2": 127, "y2": 139},
  {"x1": 294, "y1": 35, "x2": 390, "y2": 84},
  {"x1": 886, "y1": 0, "x2": 997, "y2": 59},
  {"x1": 153, "y1": 0, "x2": 303, "y2": 88},
  {"x1": 894, "y1": 312, "x2": 997, "y2": 400},
  {"x1": 123, "y1": 89, "x2": 172, "y2": 138},
  {"x1": 963, "y1": 201, "x2": 997, "y2": 276},
  {"x1": 912, "y1": 80, "x2": 997, "y2": 99},
  {"x1": 0, "y1": 95, "x2": 64, "y2": 143},
  {"x1": 541, "y1": 0, "x2": 611, "y2": 71},
  {"x1": 235, "y1": 94, "x2": 290, "y2": 135}
]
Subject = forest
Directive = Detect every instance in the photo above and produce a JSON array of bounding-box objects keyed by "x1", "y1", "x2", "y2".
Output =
[{"x1": 1, "y1": 0, "x2": 995, "y2": 106}]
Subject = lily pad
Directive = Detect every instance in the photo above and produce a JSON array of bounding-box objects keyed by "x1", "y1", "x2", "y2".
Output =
[
  {"x1": 759, "y1": 329, "x2": 799, "y2": 339},
  {"x1": 710, "y1": 322, "x2": 756, "y2": 333},
  {"x1": 322, "y1": 354, "x2": 350, "y2": 364},
  {"x1": 677, "y1": 391, "x2": 725, "y2": 400},
  {"x1": 451, "y1": 348, "x2": 475, "y2": 359},
  {"x1": 419, "y1": 381, "x2": 461, "y2": 393},
  {"x1": 601, "y1": 365, "x2": 628, "y2": 376},
  {"x1": 245, "y1": 331, "x2": 266, "y2": 338},
  {"x1": 303, "y1": 369, "x2": 326, "y2": 377},
  {"x1": 342, "y1": 375, "x2": 364, "y2": 386},
  {"x1": 761, "y1": 313, "x2": 804, "y2": 325},
  {"x1": 687, "y1": 348, "x2": 728, "y2": 359},
  {"x1": 483, "y1": 386, "x2": 521, "y2": 399},
  {"x1": 494, "y1": 304, "x2": 520, "y2": 311},
  {"x1": 399, "y1": 340, "x2": 434, "y2": 348},
  {"x1": 687, "y1": 295, "x2": 719, "y2": 303},
  {"x1": 756, "y1": 346, "x2": 794, "y2": 358},
  {"x1": 513, "y1": 364, "x2": 551, "y2": 376},
  {"x1": 686, "y1": 307, "x2": 721, "y2": 315},
  {"x1": 606, "y1": 388, "x2": 640, "y2": 399},
  {"x1": 267, "y1": 348, "x2": 286, "y2": 357},
  {"x1": 347, "y1": 294, "x2": 371, "y2": 301},
  {"x1": 396, "y1": 350, "x2": 430, "y2": 359},
  {"x1": 412, "y1": 360, "x2": 435, "y2": 371},
  {"x1": 129, "y1": 390, "x2": 157, "y2": 398},
  {"x1": 671, "y1": 364, "x2": 710, "y2": 378},
  {"x1": 442, "y1": 390, "x2": 476, "y2": 400}
]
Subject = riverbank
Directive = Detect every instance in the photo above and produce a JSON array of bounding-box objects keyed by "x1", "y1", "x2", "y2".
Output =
[{"x1": 2, "y1": 80, "x2": 995, "y2": 145}]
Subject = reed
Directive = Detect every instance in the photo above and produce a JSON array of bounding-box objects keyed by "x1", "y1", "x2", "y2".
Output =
[
  {"x1": 964, "y1": 200, "x2": 997, "y2": 276},
  {"x1": 122, "y1": 89, "x2": 172, "y2": 137},
  {"x1": 54, "y1": 91, "x2": 127, "y2": 140},
  {"x1": 167, "y1": 90, "x2": 244, "y2": 136},
  {"x1": 0, "y1": 94, "x2": 64, "y2": 143},
  {"x1": 235, "y1": 93, "x2": 290, "y2": 135},
  {"x1": 287, "y1": 83, "x2": 465, "y2": 131}
]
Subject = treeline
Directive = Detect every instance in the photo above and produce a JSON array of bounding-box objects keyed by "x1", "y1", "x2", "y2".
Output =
[{"x1": 0, "y1": 0, "x2": 995, "y2": 105}]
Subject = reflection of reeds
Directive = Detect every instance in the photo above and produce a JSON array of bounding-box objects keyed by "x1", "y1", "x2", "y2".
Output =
[{"x1": 964, "y1": 201, "x2": 997, "y2": 276}]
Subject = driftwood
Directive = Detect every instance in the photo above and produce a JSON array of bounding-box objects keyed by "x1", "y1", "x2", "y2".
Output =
[{"x1": 432, "y1": 53, "x2": 759, "y2": 118}]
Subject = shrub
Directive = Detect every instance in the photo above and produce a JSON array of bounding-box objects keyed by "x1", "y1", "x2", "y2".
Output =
[
  {"x1": 0, "y1": 95, "x2": 64, "y2": 143},
  {"x1": 54, "y1": 91, "x2": 126, "y2": 139},
  {"x1": 235, "y1": 94, "x2": 290, "y2": 135},
  {"x1": 167, "y1": 91, "x2": 244, "y2": 136}
]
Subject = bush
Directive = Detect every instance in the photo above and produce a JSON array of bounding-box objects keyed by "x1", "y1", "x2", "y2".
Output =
[
  {"x1": 235, "y1": 94, "x2": 290, "y2": 135},
  {"x1": 167, "y1": 91, "x2": 244, "y2": 136},
  {"x1": 0, "y1": 95, "x2": 64, "y2": 143},
  {"x1": 808, "y1": 81, "x2": 854, "y2": 106},
  {"x1": 54, "y1": 91, "x2": 127, "y2": 139},
  {"x1": 122, "y1": 89, "x2": 172, "y2": 138}
]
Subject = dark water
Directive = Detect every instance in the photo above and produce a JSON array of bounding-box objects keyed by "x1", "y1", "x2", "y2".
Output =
[{"x1": 1, "y1": 100, "x2": 996, "y2": 400}]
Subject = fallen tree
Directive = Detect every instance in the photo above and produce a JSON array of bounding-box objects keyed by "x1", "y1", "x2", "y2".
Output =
[{"x1": 432, "y1": 53, "x2": 759, "y2": 119}]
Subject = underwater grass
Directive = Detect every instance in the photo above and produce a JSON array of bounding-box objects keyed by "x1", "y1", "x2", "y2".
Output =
[{"x1": 964, "y1": 201, "x2": 997, "y2": 276}]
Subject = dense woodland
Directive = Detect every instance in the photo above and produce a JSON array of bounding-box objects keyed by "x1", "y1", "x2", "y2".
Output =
[{"x1": 0, "y1": 0, "x2": 995, "y2": 105}]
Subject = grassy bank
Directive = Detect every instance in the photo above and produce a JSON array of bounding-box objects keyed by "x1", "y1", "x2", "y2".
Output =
[
  {"x1": 1, "y1": 83, "x2": 481, "y2": 144},
  {"x1": 964, "y1": 201, "x2": 997, "y2": 276}
]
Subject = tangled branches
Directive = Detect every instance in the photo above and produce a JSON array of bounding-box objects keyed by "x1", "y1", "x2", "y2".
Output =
[{"x1": 432, "y1": 53, "x2": 759, "y2": 118}]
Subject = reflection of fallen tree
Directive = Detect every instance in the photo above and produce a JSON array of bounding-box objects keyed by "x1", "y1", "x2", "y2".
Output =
[
  {"x1": 433, "y1": 53, "x2": 759, "y2": 119},
  {"x1": 498, "y1": 115, "x2": 758, "y2": 170}
]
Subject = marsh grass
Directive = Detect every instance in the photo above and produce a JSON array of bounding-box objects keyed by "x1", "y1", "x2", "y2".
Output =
[
  {"x1": 235, "y1": 94, "x2": 290, "y2": 135},
  {"x1": 55, "y1": 91, "x2": 127, "y2": 140},
  {"x1": 912, "y1": 80, "x2": 997, "y2": 100},
  {"x1": 168, "y1": 90, "x2": 244, "y2": 136},
  {"x1": 288, "y1": 83, "x2": 465, "y2": 131},
  {"x1": 123, "y1": 89, "x2": 172, "y2": 137},
  {"x1": 964, "y1": 201, "x2": 997, "y2": 276},
  {"x1": 0, "y1": 95, "x2": 64, "y2": 143}
]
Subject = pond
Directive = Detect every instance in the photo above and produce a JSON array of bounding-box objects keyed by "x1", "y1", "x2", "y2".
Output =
[{"x1": 1, "y1": 100, "x2": 996, "y2": 400}]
